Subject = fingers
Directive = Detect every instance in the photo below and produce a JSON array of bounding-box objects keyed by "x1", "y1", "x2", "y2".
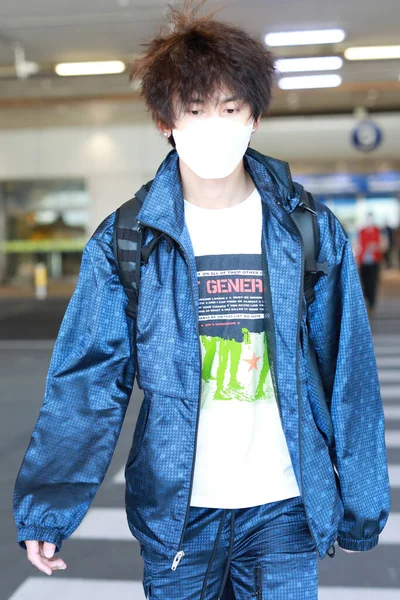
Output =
[
  {"x1": 25, "y1": 540, "x2": 67, "y2": 576},
  {"x1": 40, "y1": 542, "x2": 67, "y2": 570},
  {"x1": 41, "y1": 541, "x2": 56, "y2": 559},
  {"x1": 40, "y1": 555, "x2": 68, "y2": 572},
  {"x1": 26, "y1": 541, "x2": 52, "y2": 576}
]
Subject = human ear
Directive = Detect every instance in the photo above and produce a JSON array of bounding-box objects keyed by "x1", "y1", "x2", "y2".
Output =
[{"x1": 252, "y1": 116, "x2": 261, "y2": 134}]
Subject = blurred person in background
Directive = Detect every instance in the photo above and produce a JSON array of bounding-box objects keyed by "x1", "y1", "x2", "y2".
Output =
[
  {"x1": 393, "y1": 222, "x2": 400, "y2": 270},
  {"x1": 13, "y1": 1, "x2": 390, "y2": 598},
  {"x1": 381, "y1": 219, "x2": 394, "y2": 269},
  {"x1": 357, "y1": 211, "x2": 384, "y2": 319}
]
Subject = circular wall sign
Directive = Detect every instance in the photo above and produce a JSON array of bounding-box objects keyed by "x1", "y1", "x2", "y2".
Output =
[{"x1": 352, "y1": 120, "x2": 383, "y2": 152}]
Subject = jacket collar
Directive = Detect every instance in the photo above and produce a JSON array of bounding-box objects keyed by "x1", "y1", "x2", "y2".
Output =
[{"x1": 136, "y1": 147, "x2": 301, "y2": 242}]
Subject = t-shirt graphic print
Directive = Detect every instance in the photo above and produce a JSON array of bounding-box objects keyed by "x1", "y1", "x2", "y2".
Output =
[
  {"x1": 184, "y1": 187, "x2": 300, "y2": 509},
  {"x1": 197, "y1": 253, "x2": 275, "y2": 408}
]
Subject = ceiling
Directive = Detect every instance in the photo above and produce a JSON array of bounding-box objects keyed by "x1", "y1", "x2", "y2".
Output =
[{"x1": 0, "y1": 0, "x2": 399, "y2": 126}]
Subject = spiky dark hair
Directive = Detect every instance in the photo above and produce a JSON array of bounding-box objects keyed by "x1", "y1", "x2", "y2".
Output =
[{"x1": 129, "y1": 0, "x2": 276, "y2": 147}]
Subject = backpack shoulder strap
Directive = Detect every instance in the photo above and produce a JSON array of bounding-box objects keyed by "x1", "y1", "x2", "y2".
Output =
[
  {"x1": 290, "y1": 182, "x2": 329, "y2": 307},
  {"x1": 112, "y1": 196, "x2": 143, "y2": 319},
  {"x1": 112, "y1": 179, "x2": 154, "y2": 319}
]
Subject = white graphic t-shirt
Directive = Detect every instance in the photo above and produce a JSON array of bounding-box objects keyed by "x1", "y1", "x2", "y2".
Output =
[{"x1": 184, "y1": 187, "x2": 300, "y2": 508}]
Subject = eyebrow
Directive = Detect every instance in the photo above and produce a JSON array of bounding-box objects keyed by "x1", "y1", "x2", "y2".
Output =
[{"x1": 189, "y1": 95, "x2": 241, "y2": 104}]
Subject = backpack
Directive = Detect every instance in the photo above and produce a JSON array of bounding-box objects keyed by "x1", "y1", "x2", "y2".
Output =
[{"x1": 112, "y1": 180, "x2": 329, "y2": 320}]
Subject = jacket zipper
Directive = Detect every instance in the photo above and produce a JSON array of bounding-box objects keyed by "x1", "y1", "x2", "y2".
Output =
[
  {"x1": 297, "y1": 201, "x2": 317, "y2": 216},
  {"x1": 137, "y1": 219, "x2": 202, "y2": 572},
  {"x1": 260, "y1": 236, "x2": 285, "y2": 438},
  {"x1": 273, "y1": 199, "x2": 320, "y2": 557}
]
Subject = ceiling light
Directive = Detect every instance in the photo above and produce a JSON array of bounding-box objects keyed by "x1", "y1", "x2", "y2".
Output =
[
  {"x1": 265, "y1": 29, "x2": 345, "y2": 47},
  {"x1": 278, "y1": 74, "x2": 342, "y2": 90},
  {"x1": 275, "y1": 56, "x2": 343, "y2": 73},
  {"x1": 55, "y1": 61, "x2": 126, "y2": 76},
  {"x1": 344, "y1": 46, "x2": 400, "y2": 60}
]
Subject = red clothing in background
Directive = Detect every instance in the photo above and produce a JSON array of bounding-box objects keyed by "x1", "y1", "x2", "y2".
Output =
[{"x1": 358, "y1": 225, "x2": 383, "y2": 265}]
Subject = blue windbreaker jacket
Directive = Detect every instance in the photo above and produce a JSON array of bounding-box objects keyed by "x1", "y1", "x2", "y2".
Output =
[{"x1": 14, "y1": 147, "x2": 391, "y2": 566}]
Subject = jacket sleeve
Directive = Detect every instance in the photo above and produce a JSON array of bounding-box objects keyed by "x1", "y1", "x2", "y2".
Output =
[
  {"x1": 307, "y1": 231, "x2": 391, "y2": 552},
  {"x1": 13, "y1": 231, "x2": 136, "y2": 553}
]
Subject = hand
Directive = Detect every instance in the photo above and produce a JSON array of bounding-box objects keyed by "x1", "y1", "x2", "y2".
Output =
[
  {"x1": 25, "y1": 540, "x2": 67, "y2": 576},
  {"x1": 339, "y1": 547, "x2": 361, "y2": 554}
]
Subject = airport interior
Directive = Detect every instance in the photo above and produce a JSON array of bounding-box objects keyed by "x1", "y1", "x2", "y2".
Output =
[{"x1": 1, "y1": 0, "x2": 400, "y2": 598}]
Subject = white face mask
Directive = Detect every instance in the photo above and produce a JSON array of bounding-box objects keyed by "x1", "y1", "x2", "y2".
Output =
[{"x1": 172, "y1": 116, "x2": 254, "y2": 179}]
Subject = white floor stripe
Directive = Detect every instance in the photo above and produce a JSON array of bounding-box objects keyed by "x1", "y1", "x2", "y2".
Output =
[
  {"x1": 375, "y1": 346, "x2": 400, "y2": 355},
  {"x1": 319, "y1": 589, "x2": 400, "y2": 599},
  {"x1": 7, "y1": 578, "x2": 400, "y2": 600},
  {"x1": 379, "y1": 371, "x2": 400, "y2": 383},
  {"x1": 373, "y1": 334, "x2": 400, "y2": 344},
  {"x1": 385, "y1": 431, "x2": 400, "y2": 448},
  {"x1": 385, "y1": 406, "x2": 400, "y2": 419},
  {"x1": 8, "y1": 578, "x2": 144, "y2": 600},
  {"x1": 381, "y1": 386, "x2": 400, "y2": 400},
  {"x1": 113, "y1": 467, "x2": 126, "y2": 485},
  {"x1": 377, "y1": 357, "x2": 400, "y2": 367},
  {"x1": 389, "y1": 465, "x2": 400, "y2": 487},
  {"x1": 71, "y1": 509, "x2": 136, "y2": 541}
]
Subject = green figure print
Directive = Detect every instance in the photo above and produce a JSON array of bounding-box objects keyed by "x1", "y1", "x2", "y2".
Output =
[
  {"x1": 200, "y1": 328, "x2": 253, "y2": 399},
  {"x1": 200, "y1": 327, "x2": 270, "y2": 403},
  {"x1": 255, "y1": 331, "x2": 270, "y2": 399},
  {"x1": 214, "y1": 336, "x2": 243, "y2": 399},
  {"x1": 202, "y1": 335, "x2": 218, "y2": 382}
]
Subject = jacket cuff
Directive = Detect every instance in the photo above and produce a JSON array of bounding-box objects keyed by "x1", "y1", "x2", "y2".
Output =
[
  {"x1": 17, "y1": 525, "x2": 63, "y2": 553},
  {"x1": 337, "y1": 533, "x2": 379, "y2": 551}
]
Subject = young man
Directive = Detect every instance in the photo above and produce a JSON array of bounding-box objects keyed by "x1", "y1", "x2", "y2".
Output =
[{"x1": 14, "y1": 1, "x2": 390, "y2": 598}]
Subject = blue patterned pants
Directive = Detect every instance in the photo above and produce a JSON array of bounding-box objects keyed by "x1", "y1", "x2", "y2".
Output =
[{"x1": 140, "y1": 494, "x2": 319, "y2": 599}]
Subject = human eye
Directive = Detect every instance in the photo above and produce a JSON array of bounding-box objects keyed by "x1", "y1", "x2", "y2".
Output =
[
  {"x1": 186, "y1": 103, "x2": 203, "y2": 116},
  {"x1": 224, "y1": 105, "x2": 241, "y2": 115}
]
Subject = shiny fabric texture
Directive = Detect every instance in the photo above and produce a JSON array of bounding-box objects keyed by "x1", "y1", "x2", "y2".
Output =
[
  {"x1": 14, "y1": 147, "x2": 390, "y2": 563},
  {"x1": 141, "y1": 494, "x2": 318, "y2": 600}
]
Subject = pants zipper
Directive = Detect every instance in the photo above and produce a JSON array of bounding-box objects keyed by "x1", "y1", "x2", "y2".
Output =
[
  {"x1": 255, "y1": 565, "x2": 262, "y2": 598},
  {"x1": 137, "y1": 219, "x2": 202, "y2": 572}
]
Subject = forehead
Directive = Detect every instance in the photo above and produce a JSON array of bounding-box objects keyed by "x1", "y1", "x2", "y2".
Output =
[
  {"x1": 191, "y1": 86, "x2": 244, "y2": 104},
  {"x1": 171, "y1": 83, "x2": 245, "y2": 107}
]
